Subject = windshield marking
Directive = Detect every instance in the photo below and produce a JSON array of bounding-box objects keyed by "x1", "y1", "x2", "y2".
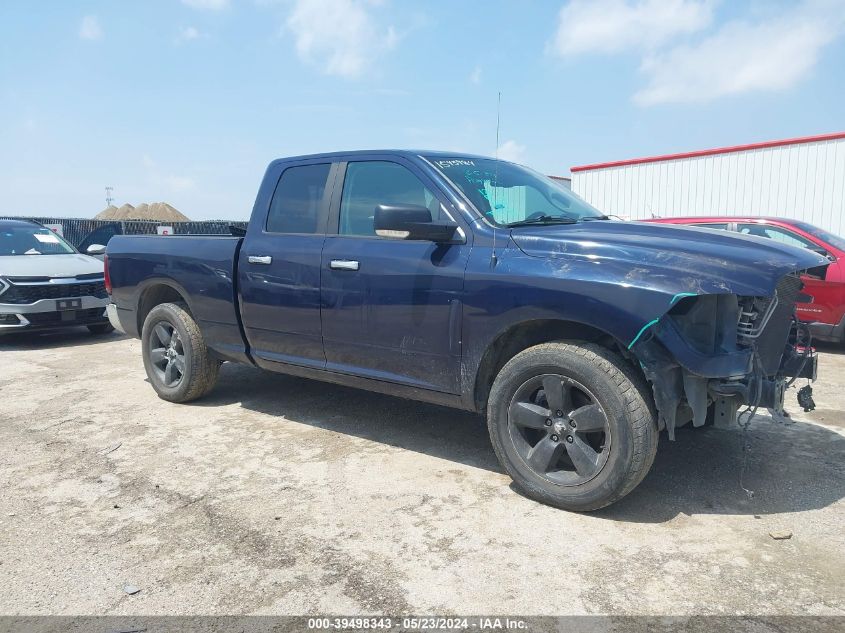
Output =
[
  {"x1": 434, "y1": 159, "x2": 475, "y2": 169},
  {"x1": 426, "y1": 155, "x2": 604, "y2": 227}
]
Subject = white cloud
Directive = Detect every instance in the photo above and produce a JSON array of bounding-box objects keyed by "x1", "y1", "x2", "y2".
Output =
[
  {"x1": 79, "y1": 15, "x2": 103, "y2": 41},
  {"x1": 634, "y1": 2, "x2": 845, "y2": 105},
  {"x1": 285, "y1": 0, "x2": 398, "y2": 78},
  {"x1": 469, "y1": 66, "x2": 482, "y2": 85},
  {"x1": 181, "y1": 0, "x2": 229, "y2": 9},
  {"x1": 497, "y1": 140, "x2": 526, "y2": 163},
  {"x1": 549, "y1": 0, "x2": 713, "y2": 56},
  {"x1": 176, "y1": 26, "x2": 202, "y2": 43},
  {"x1": 549, "y1": 0, "x2": 845, "y2": 105}
]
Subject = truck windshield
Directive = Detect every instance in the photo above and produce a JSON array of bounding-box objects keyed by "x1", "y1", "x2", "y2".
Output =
[
  {"x1": 0, "y1": 225, "x2": 77, "y2": 256},
  {"x1": 425, "y1": 156, "x2": 605, "y2": 227}
]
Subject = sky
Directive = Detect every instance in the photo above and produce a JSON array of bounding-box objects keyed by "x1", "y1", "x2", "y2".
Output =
[{"x1": 1, "y1": 0, "x2": 844, "y2": 220}]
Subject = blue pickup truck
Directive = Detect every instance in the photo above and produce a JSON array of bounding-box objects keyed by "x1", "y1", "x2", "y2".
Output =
[{"x1": 106, "y1": 150, "x2": 824, "y2": 511}]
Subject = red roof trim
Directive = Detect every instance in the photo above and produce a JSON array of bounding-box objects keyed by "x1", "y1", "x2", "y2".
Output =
[{"x1": 570, "y1": 131, "x2": 845, "y2": 173}]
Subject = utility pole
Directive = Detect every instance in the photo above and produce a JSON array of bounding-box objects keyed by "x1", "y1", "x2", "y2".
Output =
[{"x1": 105, "y1": 186, "x2": 114, "y2": 207}]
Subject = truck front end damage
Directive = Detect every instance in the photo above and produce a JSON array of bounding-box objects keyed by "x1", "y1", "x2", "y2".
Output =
[{"x1": 630, "y1": 273, "x2": 818, "y2": 439}]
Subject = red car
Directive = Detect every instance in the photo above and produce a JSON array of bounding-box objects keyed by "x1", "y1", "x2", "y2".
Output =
[{"x1": 645, "y1": 217, "x2": 845, "y2": 343}]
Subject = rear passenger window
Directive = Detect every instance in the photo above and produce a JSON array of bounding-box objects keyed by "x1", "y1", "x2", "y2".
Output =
[
  {"x1": 266, "y1": 163, "x2": 331, "y2": 234},
  {"x1": 339, "y1": 161, "x2": 440, "y2": 236}
]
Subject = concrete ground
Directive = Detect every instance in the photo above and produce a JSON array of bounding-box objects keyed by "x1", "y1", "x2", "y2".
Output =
[{"x1": 0, "y1": 330, "x2": 843, "y2": 616}]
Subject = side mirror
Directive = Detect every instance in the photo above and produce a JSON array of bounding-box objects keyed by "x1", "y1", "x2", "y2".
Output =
[
  {"x1": 86, "y1": 244, "x2": 106, "y2": 255},
  {"x1": 374, "y1": 204, "x2": 459, "y2": 242}
]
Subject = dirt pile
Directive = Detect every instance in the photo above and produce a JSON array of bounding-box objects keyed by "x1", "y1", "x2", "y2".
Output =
[{"x1": 94, "y1": 202, "x2": 189, "y2": 222}]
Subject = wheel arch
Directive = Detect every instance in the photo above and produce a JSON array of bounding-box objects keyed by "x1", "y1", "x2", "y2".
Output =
[
  {"x1": 472, "y1": 318, "x2": 623, "y2": 413},
  {"x1": 136, "y1": 280, "x2": 194, "y2": 335}
]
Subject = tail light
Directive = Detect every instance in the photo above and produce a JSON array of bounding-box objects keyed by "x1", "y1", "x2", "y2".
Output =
[{"x1": 103, "y1": 253, "x2": 112, "y2": 295}]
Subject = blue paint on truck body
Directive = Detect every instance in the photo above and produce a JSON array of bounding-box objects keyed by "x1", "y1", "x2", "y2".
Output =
[{"x1": 106, "y1": 150, "x2": 826, "y2": 413}]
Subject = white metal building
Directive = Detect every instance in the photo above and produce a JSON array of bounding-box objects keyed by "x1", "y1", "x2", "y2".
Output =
[{"x1": 570, "y1": 132, "x2": 845, "y2": 236}]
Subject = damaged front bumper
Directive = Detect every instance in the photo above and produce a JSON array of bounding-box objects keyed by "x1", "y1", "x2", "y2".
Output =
[{"x1": 630, "y1": 274, "x2": 818, "y2": 439}]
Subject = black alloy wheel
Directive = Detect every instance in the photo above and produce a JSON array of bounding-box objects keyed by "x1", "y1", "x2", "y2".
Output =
[
  {"x1": 508, "y1": 374, "x2": 610, "y2": 485},
  {"x1": 148, "y1": 320, "x2": 186, "y2": 388}
]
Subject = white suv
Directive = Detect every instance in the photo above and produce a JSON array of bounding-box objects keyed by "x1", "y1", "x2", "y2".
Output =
[{"x1": 0, "y1": 219, "x2": 112, "y2": 334}]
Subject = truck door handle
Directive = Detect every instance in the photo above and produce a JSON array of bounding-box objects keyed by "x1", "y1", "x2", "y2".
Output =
[
  {"x1": 248, "y1": 255, "x2": 272, "y2": 265},
  {"x1": 330, "y1": 259, "x2": 359, "y2": 271}
]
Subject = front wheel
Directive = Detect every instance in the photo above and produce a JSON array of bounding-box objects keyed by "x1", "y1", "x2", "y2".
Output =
[
  {"x1": 141, "y1": 302, "x2": 219, "y2": 403},
  {"x1": 487, "y1": 341, "x2": 658, "y2": 512},
  {"x1": 87, "y1": 323, "x2": 114, "y2": 335}
]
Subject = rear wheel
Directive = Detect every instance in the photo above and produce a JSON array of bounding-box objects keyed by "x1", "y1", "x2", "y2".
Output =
[
  {"x1": 487, "y1": 341, "x2": 658, "y2": 511},
  {"x1": 141, "y1": 302, "x2": 219, "y2": 403}
]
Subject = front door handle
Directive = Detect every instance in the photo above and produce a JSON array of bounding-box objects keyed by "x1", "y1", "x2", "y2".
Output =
[
  {"x1": 330, "y1": 259, "x2": 359, "y2": 271},
  {"x1": 248, "y1": 255, "x2": 273, "y2": 265}
]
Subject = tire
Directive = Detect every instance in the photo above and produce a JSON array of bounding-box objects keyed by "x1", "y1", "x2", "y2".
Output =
[
  {"x1": 487, "y1": 341, "x2": 658, "y2": 512},
  {"x1": 141, "y1": 302, "x2": 219, "y2": 403},
  {"x1": 87, "y1": 323, "x2": 114, "y2": 335}
]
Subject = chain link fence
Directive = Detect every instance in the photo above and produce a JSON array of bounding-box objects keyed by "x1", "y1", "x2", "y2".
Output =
[{"x1": 0, "y1": 217, "x2": 248, "y2": 250}]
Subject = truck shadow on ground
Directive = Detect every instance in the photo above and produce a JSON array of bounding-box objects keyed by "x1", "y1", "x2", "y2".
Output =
[
  {"x1": 598, "y1": 421, "x2": 845, "y2": 522},
  {"x1": 813, "y1": 340, "x2": 844, "y2": 355},
  {"x1": 0, "y1": 328, "x2": 126, "y2": 351},
  {"x1": 197, "y1": 363, "x2": 845, "y2": 523}
]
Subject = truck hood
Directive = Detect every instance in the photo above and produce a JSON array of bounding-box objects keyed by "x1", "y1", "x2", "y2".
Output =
[
  {"x1": 510, "y1": 220, "x2": 828, "y2": 298},
  {"x1": 0, "y1": 253, "x2": 104, "y2": 279}
]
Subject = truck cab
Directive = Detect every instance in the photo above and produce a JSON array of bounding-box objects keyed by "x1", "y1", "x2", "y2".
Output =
[{"x1": 239, "y1": 153, "x2": 472, "y2": 395}]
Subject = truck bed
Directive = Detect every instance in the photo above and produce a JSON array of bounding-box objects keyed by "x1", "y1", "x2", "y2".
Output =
[{"x1": 107, "y1": 234, "x2": 247, "y2": 362}]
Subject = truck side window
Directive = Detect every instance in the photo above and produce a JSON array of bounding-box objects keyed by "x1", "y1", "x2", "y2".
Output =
[
  {"x1": 266, "y1": 163, "x2": 331, "y2": 234},
  {"x1": 339, "y1": 161, "x2": 439, "y2": 236}
]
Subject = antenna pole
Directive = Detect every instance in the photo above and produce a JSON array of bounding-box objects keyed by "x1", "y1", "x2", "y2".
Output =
[
  {"x1": 491, "y1": 92, "x2": 501, "y2": 268},
  {"x1": 105, "y1": 186, "x2": 114, "y2": 207},
  {"x1": 495, "y1": 91, "x2": 501, "y2": 160}
]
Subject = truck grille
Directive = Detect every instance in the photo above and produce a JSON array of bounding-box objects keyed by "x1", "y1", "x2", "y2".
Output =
[{"x1": 0, "y1": 280, "x2": 107, "y2": 304}]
